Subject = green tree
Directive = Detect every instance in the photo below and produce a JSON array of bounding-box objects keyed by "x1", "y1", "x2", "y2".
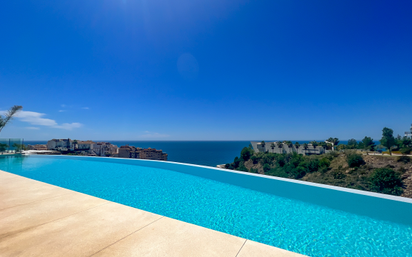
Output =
[
  {"x1": 233, "y1": 157, "x2": 241, "y2": 169},
  {"x1": 376, "y1": 144, "x2": 384, "y2": 153},
  {"x1": 380, "y1": 127, "x2": 396, "y2": 155},
  {"x1": 0, "y1": 143, "x2": 7, "y2": 153},
  {"x1": 263, "y1": 163, "x2": 271, "y2": 173},
  {"x1": 294, "y1": 142, "x2": 300, "y2": 149},
  {"x1": 0, "y1": 105, "x2": 23, "y2": 133},
  {"x1": 310, "y1": 141, "x2": 318, "y2": 148},
  {"x1": 277, "y1": 142, "x2": 283, "y2": 149},
  {"x1": 337, "y1": 144, "x2": 347, "y2": 151},
  {"x1": 361, "y1": 136, "x2": 375, "y2": 152},
  {"x1": 270, "y1": 142, "x2": 275, "y2": 149},
  {"x1": 393, "y1": 134, "x2": 403, "y2": 150},
  {"x1": 347, "y1": 139, "x2": 358, "y2": 149},
  {"x1": 260, "y1": 141, "x2": 265, "y2": 147},
  {"x1": 326, "y1": 137, "x2": 340, "y2": 151},
  {"x1": 370, "y1": 168, "x2": 403, "y2": 196},
  {"x1": 240, "y1": 147, "x2": 253, "y2": 161},
  {"x1": 401, "y1": 136, "x2": 412, "y2": 148}
]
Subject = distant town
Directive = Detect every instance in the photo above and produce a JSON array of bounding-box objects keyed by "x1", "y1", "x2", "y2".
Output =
[{"x1": 26, "y1": 139, "x2": 168, "y2": 161}]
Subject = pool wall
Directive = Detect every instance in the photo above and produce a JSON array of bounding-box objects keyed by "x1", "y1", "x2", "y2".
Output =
[{"x1": 30, "y1": 155, "x2": 412, "y2": 226}]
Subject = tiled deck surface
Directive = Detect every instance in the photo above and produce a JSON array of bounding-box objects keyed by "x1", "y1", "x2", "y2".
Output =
[{"x1": 0, "y1": 170, "x2": 305, "y2": 257}]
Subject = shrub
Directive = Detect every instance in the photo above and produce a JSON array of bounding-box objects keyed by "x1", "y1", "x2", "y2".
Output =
[
  {"x1": 267, "y1": 168, "x2": 288, "y2": 178},
  {"x1": 240, "y1": 147, "x2": 253, "y2": 161},
  {"x1": 277, "y1": 158, "x2": 286, "y2": 167},
  {"x1": 370, "y1": 168, "x2": 403, "y2": 196},
  {"x1": 400, "y1": 147, "x2": 412, "y2": 155},
  {"x1": 397, "y1": 156, "x2": 411, "y2": 164},
  {"x1": 326, "y1": 151, "x2": 339, "y2": 159},
  {"x1": 250, "y1": 155, "x2": 258, "y2": 164},
  {"x1": 319, "y1": 158, "x2": 331, "y2": 168},
  {"x1": 250, "y1": 168, "x2": 258, "y2": 173},
  {"x1": 347, "y1": 153, "x2": 365, "y2": 167},
  {"x1": 307, "y1": 159, "x2": 320, "y2": 173},
  {"x1": 261, "y1": 153, "x2": 276, "y2": 165},
  {"x1": 263, "y1": 163, "x2": 271, "y2": 173},
  {"x1": 331, "y1": 170, "x2": 346, "y2": 179},
  {"x1": 290, "y1": 166, "x2": 306, "y2": 179},
  {"x1": 236, "y1": 165, "x2": 248, "y2": 172},
  {"x1": 233, "y1": 157, "x2": 241, "y2": 169}
]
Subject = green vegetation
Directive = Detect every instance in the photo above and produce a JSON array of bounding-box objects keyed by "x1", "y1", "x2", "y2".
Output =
[
  {"x1": 240, "y1": 147, "x2": 253, "y2": 161},
  {"x1": 361, "y1": 136, "x2": 375, "y2": 151},
  {"x1": 12, "y1": 143, "x2": 26, "y2": 152},
  {"x1": 326, "y1": 137, "x2": 339, "y2": 150},
  {"x1": 0, "y1": 105, "x2": 22, "y2": 133},
  {"x1": 227, "y1": 145, "x2": 334, "y2": 180},
  {"x1": 346, "y1": 152, "x2": 365, "y2": 167},
  {"x1": 380, "y1": 127, "x2": 396, "y2": 155},
  {"x1": 397, "y1": 156, "x2": 411, "y2": 164},
  {"x1": 332, "y1": 128, "x2": 410, "y2": 155},
  {"x1": 225, "y1": 130, "x2": 411, "y2": 197},
  {"x1": 370, "y1": 168, "x2": 403, "y2": 196},
  {"x1": 0, "y1": 143, "x2": 7, "y2": 152}
]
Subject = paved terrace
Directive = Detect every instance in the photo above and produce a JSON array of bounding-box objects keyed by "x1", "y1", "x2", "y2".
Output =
[{"x1": 0, "y1": 170, "x2": 305, "y2": 257}]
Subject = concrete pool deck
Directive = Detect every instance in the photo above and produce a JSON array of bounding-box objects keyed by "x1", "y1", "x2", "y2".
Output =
[{"x1": 0, "y1": 171, "x2": 305, "y2": 257}]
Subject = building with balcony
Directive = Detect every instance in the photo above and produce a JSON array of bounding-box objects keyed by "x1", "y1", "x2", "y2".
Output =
[
  {"x1": 250, "y1": 141, "x2": 325, "y2": 155},
  {"x1": 118, "y1": 145, "x2": 167, "y2": 160},
  {"x1": 47, "y1": 139, "x2": 74, "y2": 151},
  {"x1": 76, "y1": 141, "x2": 96, "y2": 151},
  {"x1": 92, "y1": 142, "x2": 119, "y2": 157}
]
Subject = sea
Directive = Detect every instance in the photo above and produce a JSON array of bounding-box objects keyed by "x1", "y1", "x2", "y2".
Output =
[
  {"x1": 23, "y1": 140, "x2": 380, "y2": 167},
  {"x1": 24, "y1": 141, "x2": 251, "y2": 167}
]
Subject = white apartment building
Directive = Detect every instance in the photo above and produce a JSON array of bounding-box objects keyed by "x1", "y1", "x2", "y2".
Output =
[
  {"x1": 251, "y1": 141, "x2": 325, "y2": 155},
  {"x1": 47, "y1": 139, "x2": 74, "y2": 151},
  {"x1": 405, "y1": 124, "x2": 412, "y2": 138},
  {"x1": 92, "y1": 142, "x2": 119, "y2": 157},
  {"x1": 76, "y1": 141, "x2": 95, "y2": 151}
]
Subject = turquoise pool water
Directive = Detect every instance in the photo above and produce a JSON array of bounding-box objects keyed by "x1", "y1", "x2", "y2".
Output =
[{"x1": 1, "y1": 156, "x2": 411, "y2": 256}]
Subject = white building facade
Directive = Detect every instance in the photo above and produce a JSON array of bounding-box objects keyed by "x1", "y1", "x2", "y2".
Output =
[
  {"x1": 250, "y1": 141, "x2": 325, "y2": 155},
  {"x1": 47, "y1": 139, "x2": 74, "y2": 151},
  {"x1": 405, "y1": 124, "x2": 412, "y2": 138},
  {"x1": 92, "y1": 142, "x2": 119, "y2": 156}
]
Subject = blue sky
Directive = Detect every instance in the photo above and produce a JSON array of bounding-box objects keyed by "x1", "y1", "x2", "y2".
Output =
[{"x1": 0, "y1": 0, "x2": 411, "y2": 141}]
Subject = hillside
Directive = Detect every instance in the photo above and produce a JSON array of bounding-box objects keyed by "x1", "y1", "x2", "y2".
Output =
[{"x1": 225, "y1": 148, "x2": 412, "y2": 198}]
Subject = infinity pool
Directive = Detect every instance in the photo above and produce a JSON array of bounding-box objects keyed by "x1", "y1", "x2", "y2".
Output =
[{"x1": 1, "y1": 155, "x2": 411, "y2": 257}]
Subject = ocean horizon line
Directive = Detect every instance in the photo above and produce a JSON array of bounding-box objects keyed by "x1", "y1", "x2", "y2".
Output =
[{"x1": 22, "y1": 139, "x2": 381, "y2": 143}]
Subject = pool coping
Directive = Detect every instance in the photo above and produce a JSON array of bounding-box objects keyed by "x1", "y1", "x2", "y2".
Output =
[{"x1": 0, "y1": 169, "x2": 304, "y2": 257}]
